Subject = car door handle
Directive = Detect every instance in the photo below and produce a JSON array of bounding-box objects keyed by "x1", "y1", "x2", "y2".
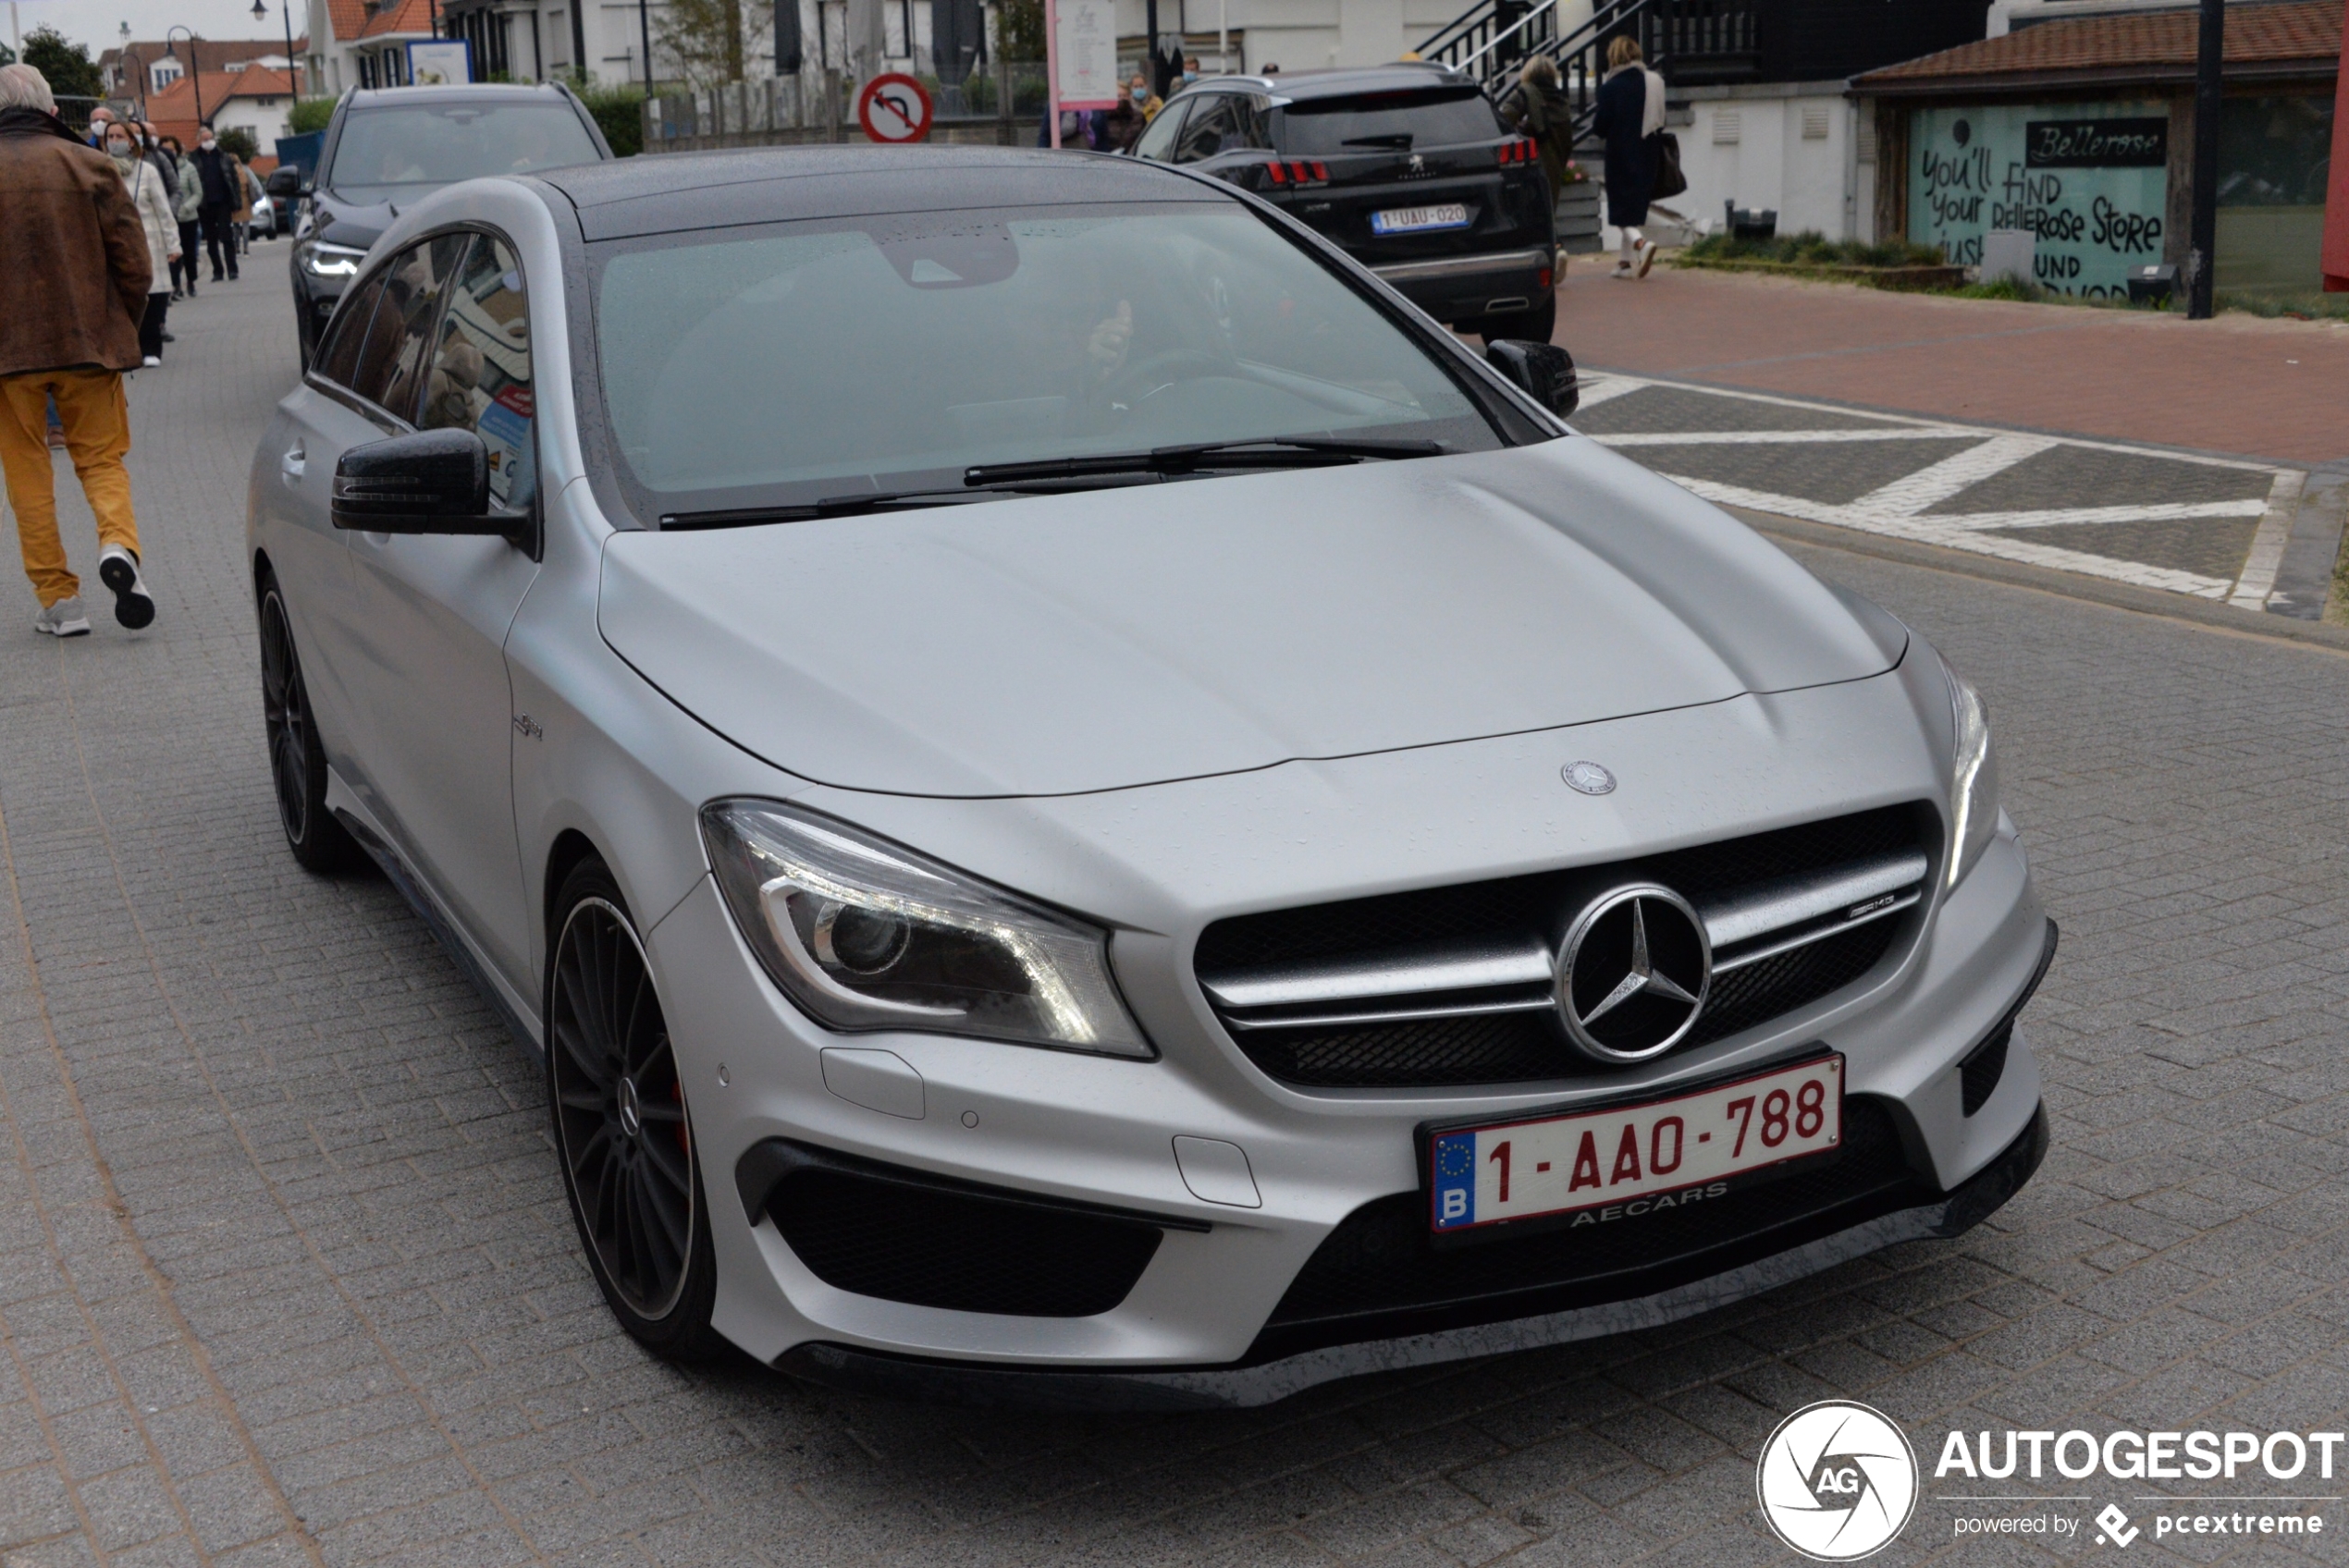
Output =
[{"x1": 280, "y1": 444, "x2": 306, "y2": 485}]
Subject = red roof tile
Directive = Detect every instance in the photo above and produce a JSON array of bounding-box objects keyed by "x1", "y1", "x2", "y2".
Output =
[
  {"x1": 357, "y1": 0, "x2": 437, "y2": 42},
  {"x1": 1855, "y1": 0, "x2": 2343, "y2": 90}
]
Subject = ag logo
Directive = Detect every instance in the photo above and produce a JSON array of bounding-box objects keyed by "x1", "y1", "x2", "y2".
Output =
[{"x1": 1756, "y1": 1400, "x2": 1918, "y2": 1561}]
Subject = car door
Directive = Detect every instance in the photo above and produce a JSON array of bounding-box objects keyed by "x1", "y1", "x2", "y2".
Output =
[
  {"x1": 339, "y1": 229, "x2": 544, "y2": 993},
  {"x1": 259, "y1": 266, "x2": 398, "y2": 756}
]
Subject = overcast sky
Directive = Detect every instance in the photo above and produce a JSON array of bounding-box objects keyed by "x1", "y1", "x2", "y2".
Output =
[{"x1": 9, "y1": 0, "x2": 308, "y2": 61}]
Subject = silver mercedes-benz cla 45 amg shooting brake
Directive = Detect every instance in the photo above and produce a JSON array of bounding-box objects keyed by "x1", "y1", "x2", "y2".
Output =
[{"x1": 247, "y1": 146, "x2": 2051, "y2": 1408}]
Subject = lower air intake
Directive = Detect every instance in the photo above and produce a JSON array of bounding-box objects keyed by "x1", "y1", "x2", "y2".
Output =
[{"x1": 759, "y1": 1147, "x2": 1165, "y2": 1317}]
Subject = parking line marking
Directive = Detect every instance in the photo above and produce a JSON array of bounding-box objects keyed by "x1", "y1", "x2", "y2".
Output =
[
  {"x1": 1853, "y1": 434, "x2": 2060, "y2": 517},
  {"x1": 1664, "y1": 475, "x2": 2240, "y2": 598},
  {"x1": 2228, "y1": 470, "x2": 2307, "y2": 608}
]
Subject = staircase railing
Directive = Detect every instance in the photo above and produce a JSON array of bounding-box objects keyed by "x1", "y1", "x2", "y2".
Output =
[{"x1": 1419, "y1": 0, "x2": 1757, "y2": 141}]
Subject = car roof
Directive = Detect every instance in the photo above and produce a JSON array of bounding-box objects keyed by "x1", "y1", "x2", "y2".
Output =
[
  {"x1": 1191, "y1": 63, "x2": 1474, "y2": 101},
  {"x1": 346, "y1": 83, "x2": 579, "y2": 107},
  {"x1": 535, "y1": 145, "x2": 1229, "y2": 241}
]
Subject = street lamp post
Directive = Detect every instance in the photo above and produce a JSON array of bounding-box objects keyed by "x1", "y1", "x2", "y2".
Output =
[
  {"x1": 166, "y1": 23, "x2": 203, "y2": 129},
  {"x1": 252, "y1": 0, "x2": 300, "y2": 98}
]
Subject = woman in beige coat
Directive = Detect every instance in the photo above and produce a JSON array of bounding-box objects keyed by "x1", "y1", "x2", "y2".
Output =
[{"x1": 105, "y1": 122, "x2": 180, "y2": 365}]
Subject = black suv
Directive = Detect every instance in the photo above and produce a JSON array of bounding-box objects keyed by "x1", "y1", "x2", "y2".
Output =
[
  {"x1": 280, "y1": 83, "x2": 611, "y2": 366},
  {"x1": 1134, "y1": 64, "x2": 1558, "y2": 342}
]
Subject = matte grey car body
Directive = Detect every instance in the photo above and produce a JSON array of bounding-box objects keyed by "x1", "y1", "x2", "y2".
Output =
[{"x1": 247, "y1": 147, "x2": 2050, "y2": 1407}]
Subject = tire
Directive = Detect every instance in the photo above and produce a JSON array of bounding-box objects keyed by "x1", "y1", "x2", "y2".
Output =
[
  {"x1": 547, "y1": 858, "x2": 724, "y2": 1361},
  {"x1": 1482, "y1": 292, "x2": 1557, "y2": 346},
  {"x1": 257, "y1": 575, "x2": 363, "y2": 874}
]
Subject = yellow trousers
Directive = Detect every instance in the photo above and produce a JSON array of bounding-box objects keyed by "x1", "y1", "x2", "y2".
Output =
[{"x1": 0, "y1": 369, "x2": 142, "y2": 608}]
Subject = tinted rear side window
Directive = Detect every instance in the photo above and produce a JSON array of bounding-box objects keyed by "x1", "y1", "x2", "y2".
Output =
[{"x1": 1280, "y1": 90, "x2": 1502, "y2": 155}]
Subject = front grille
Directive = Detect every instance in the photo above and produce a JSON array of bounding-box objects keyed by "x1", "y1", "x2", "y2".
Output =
[
  {"x1": 768, "y1": 1161, "x2": 1164, "y2": 1317},
  {"x1": 1253, "y1": 1096, "x2": 1923, "y2": 1358},
  {"x1": 1197, "y1": 805, "x2": 1932, "y2": 1089}
]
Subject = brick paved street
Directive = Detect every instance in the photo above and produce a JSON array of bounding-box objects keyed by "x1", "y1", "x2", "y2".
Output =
[
  {"x1": 1555, "y1": 265, "x2": 2349, "y2": 468},
  {"x1": 1570, "y1": 374, "x2": 2344, "y2": 614},
  {"x1": 3, "y1": 262, "x2": 2348, "y2": 1567}
]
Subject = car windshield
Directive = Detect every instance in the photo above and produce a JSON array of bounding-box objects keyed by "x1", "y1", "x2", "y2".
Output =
[
  {"x1": 1279, "y1": 89, "x2": 1501, "y2": 154},
  {"x1": 593, "y1": 205, "x2": 1506, "y2": 520},
  {"x1": 327, "y1": 102, "x2": 600, "y2": 196}
]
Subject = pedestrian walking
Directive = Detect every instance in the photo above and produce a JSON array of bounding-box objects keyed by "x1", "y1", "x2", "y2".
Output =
[
  {"x1": 1101, "y1": 80, "x2": 1147, "y2": 153},
  {"x1": 234, "y1": 156, "x2": 265, "y2": 252},
  {"x1": 0, "y1": 65, "x2": 160, "y2": 637},
  {"x1": 191, "y1": 130, "x2": 240, "y2": 282},
  {"x1": 1498, "y1": 55, "x2": 1576, "y2": 214},
  {"x1": 84, "y1": 104, "x2": 114, "y2": 147},
  {"x1": 158, "y1": 135, "x2": 203, "y2": 298},
  {"x1": 1593, "y1": 34, "x2": 1664, "y2": 279},
  {"x1": 110, "y1": 126, "x2": 182, "y2": 364}
]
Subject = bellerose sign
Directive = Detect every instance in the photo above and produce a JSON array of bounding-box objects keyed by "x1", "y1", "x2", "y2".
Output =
[{"x1": 1937, "y1": 1428, "x2": 2348, "y2": 1481}]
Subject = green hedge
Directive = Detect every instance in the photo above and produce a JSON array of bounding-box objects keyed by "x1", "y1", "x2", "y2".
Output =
[
  {"x1": 574, "y1": 83, "x2": 645, "y2": 157},
  {"x1": 1682, "y1": 230, "x2": 1946, "y2": 269},
  {"x1": 289, "y1": 97, "x2": 338, "y2": 135}
]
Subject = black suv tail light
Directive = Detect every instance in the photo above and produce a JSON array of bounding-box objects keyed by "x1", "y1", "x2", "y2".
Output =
[
  {"x1": 1495, "y1": 139, "x2": 1535, "y2": 166},
  {"x1": 1265, "y1": 160, "x2": 1329, "y2": 187}
]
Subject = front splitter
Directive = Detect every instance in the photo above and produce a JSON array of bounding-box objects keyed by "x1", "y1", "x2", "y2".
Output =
[{"x1": 776, "y1": 1101, "x2": 2048, "y2": 1411}]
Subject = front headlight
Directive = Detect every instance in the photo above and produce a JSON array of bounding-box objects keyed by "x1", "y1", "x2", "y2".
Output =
[
  {"x1": 1941, "y1": 654, "x2": 2000, "y2": 889},
  {"x1": 700, "y1": 800, "x2": 1150, "y2": 1058},
  {"x1": 298, "y1": 241, "x2": 366, "y2": 279}
]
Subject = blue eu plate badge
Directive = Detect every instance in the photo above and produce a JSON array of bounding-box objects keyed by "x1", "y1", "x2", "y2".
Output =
[{"x1": 1431, "y1": 1131, "x2": 1478, "y2": 1230}]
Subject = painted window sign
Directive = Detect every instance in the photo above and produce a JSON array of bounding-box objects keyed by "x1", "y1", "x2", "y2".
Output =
[
  {"x1": 2025, "y1": 117, "x2": 2166, "y2": 168},
  {"x1": 1910, "y1": 103, "x2": 2170, "y2": 298}
]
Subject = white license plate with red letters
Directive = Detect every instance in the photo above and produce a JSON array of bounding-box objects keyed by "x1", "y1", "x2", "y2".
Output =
[{"x1": 1428, "y1": 1056, "x2": 1843, "y2": 1233}]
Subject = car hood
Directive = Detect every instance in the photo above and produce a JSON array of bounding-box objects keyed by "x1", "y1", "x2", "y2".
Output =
[
  {"x1": 314, "y1": 188, "x2": 437, "y2": 251},
  {"x1": 596, "y1": 439, "x2": 1902, "y2": 799}
]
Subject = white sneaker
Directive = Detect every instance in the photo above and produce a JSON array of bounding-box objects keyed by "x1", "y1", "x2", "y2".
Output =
[
  {"x1": 1634, "y1": 239, "x2": 1658, "y2": 278},
  {"x1": 98, "y1": 544, "x2": 155, "y2": 630},
  {"x1": 1609, "y1": 263, "x2": 1635, "y2": 279},
  {"x1": 34, "y1": 597, "x2": 92, "y2": 637},
  {"x1": 141, "y1": 355, "x2": 162, "y2": 367}
]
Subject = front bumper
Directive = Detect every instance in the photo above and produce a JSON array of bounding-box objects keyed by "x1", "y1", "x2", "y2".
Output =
[
  {"x1": 774, "y1": 1100, "x2": 2048, "y2": 1410},
  {"x1": 1372, "y1": 245, "x2": 1553, "y2": 324}
]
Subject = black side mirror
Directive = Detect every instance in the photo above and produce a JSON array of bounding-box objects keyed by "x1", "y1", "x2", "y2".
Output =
[
  {"x1": 265, "y1": 165, "x2": 305, "y2": 198},
  {"x1": 333, "y1": 428, "x2": 528, "y2": 545},
  {"x1": 1484, "y1": 339, "x2": 1578, "y2": 419}
]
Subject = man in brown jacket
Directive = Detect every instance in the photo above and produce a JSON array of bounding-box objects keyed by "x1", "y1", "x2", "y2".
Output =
[{"x1": 0, "y1": 64, "x2": 159, "y2": 636}]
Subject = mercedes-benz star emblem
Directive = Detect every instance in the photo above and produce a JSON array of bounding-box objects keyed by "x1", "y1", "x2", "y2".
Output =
[
  {"x1": 1562, "y1": 760, "x2": 1616, "y2": 795},
  {"x1": 1556, "y1": 884, "x2": 1711, "y2": 1062}
]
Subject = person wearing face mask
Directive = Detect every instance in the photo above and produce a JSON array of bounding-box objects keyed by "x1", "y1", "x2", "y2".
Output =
[
  {"x1": 191, "y1": 129, "x2": 240, "y2": 283},
  {"x1": 108, "y1": 123, "x2": 182, "y2": 365},
  {"x1": 158, "y1": 135, "x2": 203, "y2": 299},
  {"x1": 0, "y1": 65, "x2": 162, "y2": 638}
]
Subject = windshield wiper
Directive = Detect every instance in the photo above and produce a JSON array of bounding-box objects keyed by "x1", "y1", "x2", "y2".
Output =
[
  {"x1": 659, "y1": 488, "x2": 1010, "y2": 529},
  {"x1": 658, "y1": 472, "x2": 1173, "y2": 530},
  {"x1": 964, "y1": 436, "x2": 1443, "y2": 487}
]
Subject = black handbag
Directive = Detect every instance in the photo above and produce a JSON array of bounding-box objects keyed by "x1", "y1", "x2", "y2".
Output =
[{"x1": 1651, "y1": 130, "x2": 1688, "y2": 200}]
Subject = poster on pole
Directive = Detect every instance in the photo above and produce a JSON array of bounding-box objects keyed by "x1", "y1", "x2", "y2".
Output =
[
  {"x1": 406, "y1": 39, "x2": 473, "y2": 84},
  {"x1": 1051, "y1": 0, "x2": 1119, "y2": 108}
]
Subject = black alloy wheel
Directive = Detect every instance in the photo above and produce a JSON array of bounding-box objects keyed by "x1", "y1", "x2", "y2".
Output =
[
  {"x1": 257, "y1": 577, "x2": 360, "y2": 873},
  {"x1": 547, "y1": 859, "x2": 720, "y2": 1357}
]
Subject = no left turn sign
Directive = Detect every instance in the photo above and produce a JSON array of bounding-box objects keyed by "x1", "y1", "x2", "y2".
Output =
[{"x1": 856, "y1": 73, "x2": 934, "y2": 143}]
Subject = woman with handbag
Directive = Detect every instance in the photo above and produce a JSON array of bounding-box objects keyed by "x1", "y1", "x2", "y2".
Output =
[{"x1": 1593, "y1": 34, "x2": 1666, "y2": 279}]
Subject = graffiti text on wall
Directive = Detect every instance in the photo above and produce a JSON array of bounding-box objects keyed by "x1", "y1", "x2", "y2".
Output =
[{"x1": 1910, "y1": 103, "x2": 2170, "y2": 297}]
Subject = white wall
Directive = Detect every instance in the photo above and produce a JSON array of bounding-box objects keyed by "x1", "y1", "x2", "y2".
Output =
[
  {"x1": 1604, "y1": 83, "x2": 1870, "y2": 249},
  {"x1": 216, "y1": 94, "x2": 295, "y2": 144}
]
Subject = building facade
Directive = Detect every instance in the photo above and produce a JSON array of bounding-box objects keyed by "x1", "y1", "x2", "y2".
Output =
[{"x1": 1853, "y1": 0, "x2": 2342, "y2": 295}]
